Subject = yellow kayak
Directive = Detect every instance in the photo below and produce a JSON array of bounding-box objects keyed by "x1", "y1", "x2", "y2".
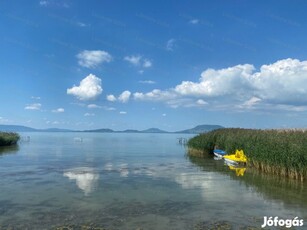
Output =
[{"x1": 223, "y1": 149, "x2": 247, "y2": 165}]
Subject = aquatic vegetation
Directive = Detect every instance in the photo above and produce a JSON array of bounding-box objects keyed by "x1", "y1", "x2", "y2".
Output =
[
  {"x1": 0, "y1": 132, "x2": 20, "y2": 146},
  {"x1": 187, "y1": 128, "x2": 307, "y2": 181}
]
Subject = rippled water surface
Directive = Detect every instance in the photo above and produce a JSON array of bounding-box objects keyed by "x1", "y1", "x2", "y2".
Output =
[{"x1": 0, "y1": 132, "x2": 306, "y2": 229}]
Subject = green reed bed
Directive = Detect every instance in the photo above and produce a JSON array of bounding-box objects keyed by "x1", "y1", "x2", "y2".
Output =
[
  {"x1": 0, "y1": 132, "x2": 20, "y2": 146},
  {"x1": 187, "y1": 128, "x2": 307, "y2": 181}
]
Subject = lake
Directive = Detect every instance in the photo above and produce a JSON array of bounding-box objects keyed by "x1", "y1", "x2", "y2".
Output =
[{"x1": 0, "y1": 132, "x2": 306, "y2": 229}]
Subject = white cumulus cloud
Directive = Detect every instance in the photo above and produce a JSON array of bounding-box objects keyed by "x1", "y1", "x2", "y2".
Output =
[
  {"x1": 118, "y1": 90, "x2": 131, "y2": 103},
  {"x1": 143, "y1": 59, "x2": 152, "y2": 68},
  {"x1": 239, "y1": 97, "x2": 262, "y2": 109},
  {"x1": 132, "y1": 58, "x2": 307, "y2": 111},
  {"x1": 87, "y1": 104, "x2": 102, "y2": 109},
  {"x1": 77, "y1": 50, "x2": 112, "y2": 68},
  {"x1": 25, "y1": 103, "x2": 42, "y2": 110},
  {"x1": 52, "y1": 108, "x2": 64, "y2": 113},
  {"x1": 67, "y1": 74, "x2": 103, "y2": 101},
  {"x1": 175, "y1": 64, "x2": 255, "y2": 97},
  {"x1": 133, "y1": 89, "x2": 177, "y2": 102},
  {"x1": 106, "y1": 91, "x2": 132, "y2": 103},
  {"x1": 196, "y1": 99, "x2": 208, "y2": 105},
  {"x1": 249, "y1": 58, "x2": 307, "y2": 103},
  {"x1": 124, "y1": 55, "x2": 152, "y2": 69},
  {"x1": 124, "y1": 55, "x2": 142, "y2": 66},
  {"x1": 106, "y1": 94, "x2": 117, "y2": 102}
]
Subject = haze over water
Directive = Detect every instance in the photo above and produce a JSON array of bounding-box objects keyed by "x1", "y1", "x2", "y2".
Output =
[{"x1": 0, "y1": 132, "x2": 306, "y2": 229}]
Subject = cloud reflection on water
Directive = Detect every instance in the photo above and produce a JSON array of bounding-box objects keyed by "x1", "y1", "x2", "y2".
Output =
[
  {"x1": 118, "y1": 163, "x2": 129, "y2": 177},
  {"x1": 101, "y1": 162, "x2": 236, "y2": 202},
  {"x1": 64, "y1": 167, "x2": 99, "y2": 195},
  {"x1": 63, "y1": 162, "x2": 249, "y2": 202},
  {"x1": 63, "y1": 162, "x2": 231, "y2": 201}
]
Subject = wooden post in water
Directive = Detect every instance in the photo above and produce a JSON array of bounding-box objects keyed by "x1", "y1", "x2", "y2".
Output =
[{"x1": 178, "y1": 137, "x2": 187, "y2": 145}]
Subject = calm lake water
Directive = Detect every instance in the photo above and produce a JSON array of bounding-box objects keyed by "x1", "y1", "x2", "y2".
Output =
[{"x1": 0, "y1": 132, "x2": 306, "y2": 229}]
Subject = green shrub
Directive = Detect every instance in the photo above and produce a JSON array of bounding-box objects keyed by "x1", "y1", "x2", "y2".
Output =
[{"x1": 0, "y1": 132, "x2": 20, "y2": 146}]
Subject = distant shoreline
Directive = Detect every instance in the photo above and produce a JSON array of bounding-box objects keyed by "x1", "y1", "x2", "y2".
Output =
[{"x1": 0, "y1": 124, "x2": 224, "y2": 134}]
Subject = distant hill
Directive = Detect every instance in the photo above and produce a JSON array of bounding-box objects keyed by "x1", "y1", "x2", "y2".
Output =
[
  {"x1": 142, "y1": 128, "x2": 168, "y2": 133},
  {"x1": 0, "y1": 124, "x2": 223, "y2": 134},
  {"x1": 0, "y1": 125, "x2": 74, "y2": 132},
  {"x1": 120, "y1": 129, "x2": 141, "y2": 133},
  {"x1": 44, "y1": 128, "x2": 72, "y2": 132},
  {"x1": 83, "y1": 128, "x2": 114, "y2": 133},
  {"x1": 0, "y1": 125, "x2": 37, "y2": 132},
  {"x1": 176, "y1": 124, "x2": 224, "y2": 134}
]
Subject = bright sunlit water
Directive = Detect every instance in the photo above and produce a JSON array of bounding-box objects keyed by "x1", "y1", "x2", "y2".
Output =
[{"x1": 0, "y1": 132, "x2": 306, "y2": 229}]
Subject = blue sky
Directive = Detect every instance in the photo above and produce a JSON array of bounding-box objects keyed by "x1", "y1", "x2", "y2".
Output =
[{"x1": 1, "y1": 0, "x2": 307, "y2": 131}]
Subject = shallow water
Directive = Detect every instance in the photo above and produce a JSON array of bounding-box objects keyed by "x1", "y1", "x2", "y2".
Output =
[{"x1": 0, "y1": 132, "x2": 306, "y2": 229}]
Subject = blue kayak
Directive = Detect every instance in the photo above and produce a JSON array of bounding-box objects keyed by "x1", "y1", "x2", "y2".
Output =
[{"x1": 213, "y1": 149, "x2": 227, "y2": 158}]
